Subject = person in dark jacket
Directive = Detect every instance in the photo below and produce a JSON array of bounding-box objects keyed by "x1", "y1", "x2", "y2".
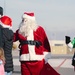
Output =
[{"x1": 0, "y1": 15, "x2": 14, "y2": 75}]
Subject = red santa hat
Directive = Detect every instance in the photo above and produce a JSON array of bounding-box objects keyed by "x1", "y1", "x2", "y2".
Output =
[
  {"x1": 22, "y1": 12, "x2": 35, "y2": 20},
  {"x1": 0, "y1": 16, "x2": 12, "y2": 28}
]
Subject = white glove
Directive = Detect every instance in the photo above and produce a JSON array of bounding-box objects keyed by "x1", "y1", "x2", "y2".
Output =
[{"x1": 44, "y1": 52, "x2": 51, "y2": 64}]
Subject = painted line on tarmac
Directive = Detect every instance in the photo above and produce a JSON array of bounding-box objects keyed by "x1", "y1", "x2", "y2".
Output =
[{"x1": 55, "y1": 58, "x2": 67, "y2": 71}]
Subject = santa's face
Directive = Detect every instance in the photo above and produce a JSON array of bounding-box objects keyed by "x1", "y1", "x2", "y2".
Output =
[
  {"x1": 22, "y1": 18, "x2": 27, "y2": 22},
  {"x1": 19, "y1": 17, "x2": 38, "y2": 37},
  {"x1": 19, "y1": 18, "x2": 33, "y2": 37},
  {"x1": 22, "y1": 18, "x2": 27, "y2": 25}
]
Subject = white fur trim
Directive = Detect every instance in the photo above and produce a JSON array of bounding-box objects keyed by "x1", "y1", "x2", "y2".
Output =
[
  {"x1": 44, "y1": 52, "x2": 51, "y2": 59},
  {"x1": 20, "y1": 54, "x2": 44, "y2": 61},
  {"x1": 0, "y1": 21, "x2": 12, "y2": 28},
  {"x1": 22, "y1": 14, "x2": 35, "y2": 20},
  {"x1": 26, "y1": 29, "x2": 39, "y2": 60},
  {"x1": 67, "y1": 42, "x2": 73, "y2": 48},
  {"x1": 27, "y1": 29, "x2": 36, "y2": 57}
]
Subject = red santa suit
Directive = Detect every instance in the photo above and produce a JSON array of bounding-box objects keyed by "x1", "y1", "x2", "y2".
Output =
[{"x1": 14, "y1": 12, "x2": 52, "y2": 75}]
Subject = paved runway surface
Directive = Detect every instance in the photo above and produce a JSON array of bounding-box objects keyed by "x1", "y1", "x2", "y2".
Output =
[{"x1": 12, "y1": 50, "x2": 75, "y2": 75}]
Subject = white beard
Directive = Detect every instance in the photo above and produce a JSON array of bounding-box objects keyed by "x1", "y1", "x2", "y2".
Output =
[{"x1": 19, "y1": 19, "x2": 38, "y2": 37}]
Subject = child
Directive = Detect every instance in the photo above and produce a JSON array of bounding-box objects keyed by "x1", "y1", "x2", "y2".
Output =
[{"x1": 0, "y1": 47, "x2": 5, "y2": 75}]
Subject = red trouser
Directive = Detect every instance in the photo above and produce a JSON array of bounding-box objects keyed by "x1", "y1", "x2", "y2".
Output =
[{"x1": 21, "y1": 60, "x2": 44, "y2": 75}]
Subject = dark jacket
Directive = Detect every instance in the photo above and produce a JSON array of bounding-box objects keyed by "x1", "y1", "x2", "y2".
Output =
[{"x1": 1, "y1": 27, "x2": 14, "y2": 72}]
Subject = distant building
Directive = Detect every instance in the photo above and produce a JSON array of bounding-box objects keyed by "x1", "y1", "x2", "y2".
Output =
[{"x1": 50, "y1": 40, "x2": 75, "y2": 54}]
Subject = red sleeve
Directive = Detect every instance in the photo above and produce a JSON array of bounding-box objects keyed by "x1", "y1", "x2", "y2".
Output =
[{"x1": 13, "y1": 30, "x2": 19, "y2": 42}]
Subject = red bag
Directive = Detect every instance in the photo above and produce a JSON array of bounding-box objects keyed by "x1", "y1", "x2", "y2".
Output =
[{"x1": 40, "y1": 63, "x2": 60, "y2": 75}]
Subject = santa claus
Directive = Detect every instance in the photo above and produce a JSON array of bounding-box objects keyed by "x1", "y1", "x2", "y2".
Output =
[{"x1": 14, "y1": 12, "x2": 60, "y2": 75}]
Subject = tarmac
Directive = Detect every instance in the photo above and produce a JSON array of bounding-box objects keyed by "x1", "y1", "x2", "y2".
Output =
[{"x1": 12, "y1": 50, "x2": 75, "y2": 75}]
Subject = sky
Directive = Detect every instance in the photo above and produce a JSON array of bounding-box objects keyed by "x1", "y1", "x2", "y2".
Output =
[{"x1": 0, "y1": 0, "x2": 75, "y2": 40}]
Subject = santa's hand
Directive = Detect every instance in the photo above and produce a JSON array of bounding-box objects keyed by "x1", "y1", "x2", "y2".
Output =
[
  {"x1": 44, "y1": 52, "x2": 51, "y2": 64},
  {"x1": 65, "y1": 36, "x2": 71, "y2": 44}
]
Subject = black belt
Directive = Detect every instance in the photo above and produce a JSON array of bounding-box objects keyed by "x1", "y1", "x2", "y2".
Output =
[{"x1": 19, "y1": 40, "x2": 42, "y2": 48}]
